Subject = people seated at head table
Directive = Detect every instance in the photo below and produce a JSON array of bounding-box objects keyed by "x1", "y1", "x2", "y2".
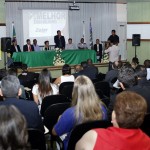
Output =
[
  {"x1": 10, "y1": 38, "x2": 21, "y2": 57},
  {"x1": 76, "y1": 91, "x2": 150, "y2": 150},
  {"x1": 54, "y1": 64, "x2": 75, "y2": 86},
  {"x1": 54, "y1": 30, "x2": 66, "y2": 49},
  {"x1": 77, "y1": 38, "x2": 88, "y2": 49},
  {"x1": 0, "y1": 105, "x2": 30, "y2": 149},
  {"x1": 43, "y1": 40, "x2": 50, "y2": 51},
  {"x1": 0, "y1": 75, "x2": 44, "y2": 132},
  {"x1": 52, "y1": 75, "x2": 108, "y2": 150},
  {"x1": 33, "y1": 39, "x2": 41, "y2": 51},
  {"x1": 32, "y1": 68, "x2": 59, "y2": 111},
  {"x1": 23, "y1": 39, "x2": 34, "y2": 52},
  {"x1": 65, "y1": 38, "x2": 76, "y2": 50},
  {"x1": 93, "y1": 39, "x2": 102, "y2": 62}
]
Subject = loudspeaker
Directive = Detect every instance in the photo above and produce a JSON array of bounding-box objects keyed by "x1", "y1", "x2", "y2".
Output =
[
  {"x1": 132, "y1": 34, "x2": 140, "y2": 46},
  {"x1": 1, "y1": 37, "x2": 11, "y2": 52}
]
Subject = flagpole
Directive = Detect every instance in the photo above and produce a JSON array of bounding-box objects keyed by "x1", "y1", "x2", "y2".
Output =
[{"x1": 83, "y1": 21, "x2": 85, "y2": 41}]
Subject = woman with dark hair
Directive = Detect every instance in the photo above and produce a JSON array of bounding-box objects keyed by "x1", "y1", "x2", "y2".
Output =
[
  {"x1": 32, "y1": 68, "x2": 58, "y2": 109},
  {"x1": 0, "y1": 105, "x2": 30, "y2": 150},
  {"x1": 54, "y1": 64, "x2": 75, "y2": 85},
  {"x1": 52, "y1": 75, "x2": 107, "y2": 150},
  {"x1": 43, "y1": 40, "x2": 50, "y2": 51},
  {"x1": 76, "y1": 91, "x2": 150, "y2": 150}
]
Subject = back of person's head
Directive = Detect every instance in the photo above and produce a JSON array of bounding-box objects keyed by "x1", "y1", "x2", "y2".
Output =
[
  {"x1": 118, "y1": 66, "x2": 137, "y2": 88},
  {"x1": 38, "y1": 68, "x2": 52, "y2": 98},
  {"x1": 81, "y1": 61, "x2": 88, "y2": 69},
  {"x1": 1, "y1": 75, "x2": 20, "y2": 98},
  {"x1": 8, "y1": 68, "x2": 17, "y2": 76},
  {"x1": 135, "y1": 65, "x2": 147, "y2": 78},
  {"x1": 118, "y1": 61, "x2": 123, "y2": 69},
  {"x1": 132, "y1": 57, "x2": 139, "y2": 64},
  {"x1": 72, "y1": 75, "x2": 103, "y2": 123},
  {"x1": 0, "y1": 105, "x2": 29, "y2": 150},
  {"x1": 62, "y1": 64, "x2": 71, "y2": 75},
  {"x1": 112, "y1": 61, "x2": 119, "y2": 69},
  {"x1": 74, "y1": 65, "x2": 81, "y2": 73},
  {"x1": 87, "y1": 59, "x2": 93, "y2": 66},
  {"x1": 114, "y1": 91, "x2": 147, "y2": 128},
  {"x1": 0, "y1": 69, "x2": 7, "y2": 80},
  {"x1": 144, "y1": 59, "x2": 150, "y2": 68}
]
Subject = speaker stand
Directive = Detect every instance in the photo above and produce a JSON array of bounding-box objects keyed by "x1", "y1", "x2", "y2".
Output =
[
  {"x1": 134, "y1": 46, "x2": 137, "y2": 58},
  {"x1": 4, "y1": 52, "x2": 8, "y2": 70}
]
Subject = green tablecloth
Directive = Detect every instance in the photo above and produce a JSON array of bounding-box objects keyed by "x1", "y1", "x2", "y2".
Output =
[{"x1": 12, "y1": 49, "x2": 97, "y2": 67}]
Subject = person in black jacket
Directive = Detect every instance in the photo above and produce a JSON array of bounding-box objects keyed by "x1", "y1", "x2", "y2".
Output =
[
  {"x1": 10, "y1": 38, "x2": 21, "y2": 57},
  {"x1": 54, "y1": 30, "x2": 65, "y2": 49},
  {"x1": 23, "y1": 39, "x2": 34, "y2": 52},
  {"x1": 108, "y1": 30, "x2": 119, "y2": 44},
  {"x1": 93, "y1": 39, "x2": 102, "y2": 62}
]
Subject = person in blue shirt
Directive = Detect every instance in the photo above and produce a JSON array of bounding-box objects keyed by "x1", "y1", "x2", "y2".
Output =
[{"x1": 52, "y1": 75, "x2": 108, "y2": 150}]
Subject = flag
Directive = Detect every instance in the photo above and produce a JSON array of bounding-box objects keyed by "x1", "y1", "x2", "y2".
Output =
[
  {"x1": 12, "y1": 22, "x2": 16, "y2": 39},
  {"x1": 89, "y1": 18, "x2": 93, "y2": 49},
  {"x1": 83, "y1": 21, "x2": 85, "y2": 39}
]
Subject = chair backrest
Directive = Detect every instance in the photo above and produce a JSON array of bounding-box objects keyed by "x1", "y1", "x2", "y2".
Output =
[
  {"x1": 67, "y1": 120, "x2": 112, "y2": 150},
  {"x1": 94, "y1": 81, "x2": 110, "y2": 98},
  {"x1": 59, "y1": 82, "x2": 74, "y2": 100},
  {"x1": 28, "y1": 128, "x2": 46, "y2": 150},
  {"x1": 41, "y1": 94, "x2": 70, "y2": 117},
  {"x1": 43, "y1": 102, "x2": 71, "y2": 133},
  {"x1": 140, "y1": 113, "x2": 150, "y2": 137}
]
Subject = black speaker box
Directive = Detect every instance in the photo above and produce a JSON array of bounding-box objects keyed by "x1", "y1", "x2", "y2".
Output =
[
  {"x1": 1, "y1": 37, "x2": 11, "y2": 52},
  {"x1": 132, "y1": 34, "x2": 140, "y2": 46}
]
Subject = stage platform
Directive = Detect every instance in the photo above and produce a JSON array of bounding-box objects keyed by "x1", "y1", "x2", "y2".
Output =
[{"x1": 18, "y1": 62, "x2": 109, "y2": 78}]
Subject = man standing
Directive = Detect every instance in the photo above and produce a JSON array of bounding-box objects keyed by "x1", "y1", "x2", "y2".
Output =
[
  {"x1": 108, "y1": 30, "x2": 119, "y2": 44},
  {"x1": 105, "y1": 42, "x2": 120, "y2": 70},
  {"x1": 93, "y1": 39, "x2": 102, "y2": 62},
  {"x1": 0, "y1": 75, "x2": 44, "y2": 132},
  {"x1": 54, "y1": 30, "x2": 65, "y2": 49},
  {"x1": 23, "y1": 39, "x2": 34, "y2": 52}
]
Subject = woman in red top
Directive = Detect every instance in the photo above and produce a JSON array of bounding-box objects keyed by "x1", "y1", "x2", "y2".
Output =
[{"x1": 76, "y1": 91, "x2": 150, "y2": 150}]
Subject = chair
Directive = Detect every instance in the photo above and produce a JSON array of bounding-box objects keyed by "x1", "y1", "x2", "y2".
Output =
[
  {"x1": 41, "y1": 94, "x2": 70, "y2": 117},
  {"x1": 140, "y1": 113, "x2": 150, "y2": 137},
  {"x1": 94, "y1": 81, "x2": 110, "y2": 98},
  {"x1": 56, "y1": 120, "x2": 112, "y2": 150},
  {"x1": 59, "y1": 82, "x2": 74, "y2": 100},
  {"x1": 43, "y1": 102, "x2": 71, "y2": 148},
  {"x1": 28, "y1": 128, "x2": 46, "y2": 150}
]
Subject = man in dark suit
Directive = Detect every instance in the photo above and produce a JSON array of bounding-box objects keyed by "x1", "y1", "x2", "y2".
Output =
[
  {"x1": 108, "y1": 29, "x2": 119, "y2": 44},
  {"x1": 23, "y1": 39, "x2": 34, "y2": 52},
  {"x1": 93, "y1": 39, "x2": 102, "y2": 62},
  {"x1": 54, "y1": 30, "x2": 65, "y2": 49},
  {"x1": 0, "y1": 75, "x2": 44, "y2": 132},
  {"x1": 10, "y1": 38, "x2": 21, "y2": 57}
]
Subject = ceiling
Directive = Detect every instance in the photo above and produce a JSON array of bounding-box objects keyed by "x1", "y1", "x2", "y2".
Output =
[{"x1": 5, "y1": 0, "x2": 150, "y2": 3}]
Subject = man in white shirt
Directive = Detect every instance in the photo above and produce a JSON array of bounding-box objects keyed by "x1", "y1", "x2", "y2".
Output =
[
  {"x1": 105, "y1": 42, "x2": 120, "y2": 70},
  {"x1": 77, "y1": 38, "x2": 88, "y2": 49},
  {"x1": 65, "y1": 38, "x2": 76, "y2": 50},
  {"x1": 33, "y1": 39, "x2": 41, "y2": 52}
]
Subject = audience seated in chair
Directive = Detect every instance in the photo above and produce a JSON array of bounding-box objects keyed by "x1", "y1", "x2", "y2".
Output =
[
  {"x1": 0, "y1": 75, "x2": 44, "y2": 132},
  {"x1": 52, "y1": 75, "x2": 107, "y2": 150},
  {"x1": 32, "y1": 68, "x2": 59, "y2": 111},
  {"x1": 54, "y1": 64, "x2": 75, "y2": 86},
  {"x1": 76, "y1": 91, "x2": 150, "y2": 150},
  {"x1": 0, "y1": 105, "x2": 30, "y2": 150}
]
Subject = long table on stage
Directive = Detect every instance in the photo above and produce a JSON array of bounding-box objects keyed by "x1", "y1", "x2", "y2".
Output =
[{"x1": 12, "y1": 49, "x2": 97, "y2": 67}]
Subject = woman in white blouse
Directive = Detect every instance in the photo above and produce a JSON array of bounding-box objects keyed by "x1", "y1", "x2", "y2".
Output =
[{"x1": 32, "y1": 68, "x2": 58, "y2": 110}]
